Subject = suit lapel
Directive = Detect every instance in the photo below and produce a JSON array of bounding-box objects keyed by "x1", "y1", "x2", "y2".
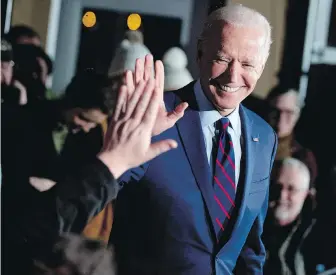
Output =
[
  {"x1": 173, "y1": 85, "x2": 260, "y2": 241},
  {"x1": 227, "y1": 106, "x2": 258, "y2": 234},
  {"x1": 174, "y1": 83, "x2": 218, "y2": 238}
]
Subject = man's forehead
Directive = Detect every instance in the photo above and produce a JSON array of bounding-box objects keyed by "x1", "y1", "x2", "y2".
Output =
[{"x1": 279, "y1": 165, "x2": 309, "y2": 189}]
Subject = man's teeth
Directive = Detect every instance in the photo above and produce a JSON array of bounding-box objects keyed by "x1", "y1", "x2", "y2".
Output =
[{"x1": 220, "y1": 85, "x2": 240, "y2": 93}]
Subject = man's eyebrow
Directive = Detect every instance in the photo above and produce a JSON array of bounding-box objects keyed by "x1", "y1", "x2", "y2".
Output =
[
  {"x1": 215, "y1": 52, "x2": 230, "y2": 58},
  {"x1": 241, "y1": 58, "x2": 258, "y2": 64}
]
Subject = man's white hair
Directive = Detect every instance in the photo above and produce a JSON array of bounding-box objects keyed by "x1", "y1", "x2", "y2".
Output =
[
  {"x1": 282, "y1": 157, "x2": 311, "y2": 190},
  {"x1": 198, "y1": 3, "x2": 272, "y2": 63}
]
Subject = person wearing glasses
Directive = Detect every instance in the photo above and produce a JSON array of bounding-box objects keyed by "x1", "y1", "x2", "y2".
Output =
[
  {"x1": 263, "y1": 157, "x2": 317, "y2": 275},
  {"x1": 266, "y1": 85, "x2": 318, "y2": 186}
]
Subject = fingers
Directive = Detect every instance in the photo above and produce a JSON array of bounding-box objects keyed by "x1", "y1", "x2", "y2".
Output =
[
  {"x1": 132, "y1": 79, "x2": 155, "y2": 121},
  {"x1": 167, "y1": 102, "x2": 189, "y2": 121},
  {"x1": 173, "y1": 102, "x2": 189, "y2": 115},
  {"x1": 135, "y1": 58, "x2": 144, "y2": 84},
  {"x1": 144, "y1": 54, "x2": 153, "y2": 81},
  {"x1": 113, "y1": 85, "x2": 128, "y2": 122},
  {"x1": 154, "y1": 60, "x2": 164, "y2": 92},
  {"x1": 145, "y1": 139, "x2": 178, "y2": 162},
  {"x1": 142, "y1": 86, "x2": 161, "y2": 127},
  {"x1": 124, "y1": 70, "x2": 135, "y2": 111},
  {"x1": 123, "y1": 80, "x2": 146, "y2": 120},
  {"x1": 125, "y1": 70, "x2": 135, "y2": 95}
]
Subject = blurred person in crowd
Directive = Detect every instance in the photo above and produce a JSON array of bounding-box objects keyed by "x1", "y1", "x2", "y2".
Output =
[
  {"x1": 1, "y1": 38, "x2": 27, "y2": 105},
  {"x1": 162, "y1": 46, "x2": 193, "y2": 91},
  {"x1": 12, "y1": 43, "x2": 53, "y2": 103},
  {"x1": 266, "y1": 85, "x2": 318, "y2": 185},
  {"x1": 1, "y1": 39, "x2": 59, "y2": 187},
  {"x1": 108, "y1": 30, "x2": 151, "y2": 75},
  {"x1": 3, "y1": 74, "x2": 180, "y2": 274},
  {"x1": 263, "y1": 157, "x2": 317, "y2": 275},
  {"x1": 5, "y1": 24, "x2": 41, "y2": 46},
  {"x1": 57, "y1": 70, "x2": 121, "y2": 243},
  {"x1": 61, "y1": 69, "x2": 119, "y2": 134},
  {"x1": 2, "y1": 41, "x2": 58, "y2": 187},
  {"x1": 33, "y1": 234, "x2": 116, "y2": 275}
]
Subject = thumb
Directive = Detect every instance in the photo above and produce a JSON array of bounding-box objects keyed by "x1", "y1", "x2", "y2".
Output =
[
  {"x1": 145, "y1": 139, "x2": 178, "y2": 162},
  {"x1": 168, "y1": 102, "x2": 188, "y2": 120}
]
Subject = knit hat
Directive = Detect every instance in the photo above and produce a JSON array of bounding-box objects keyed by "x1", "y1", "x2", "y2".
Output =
[
  {"x1": 108, "y1": 30, "x2": 151, "y2": 75},
  {"x1": 162, "y1": 47, "x2": 193, "y2": 91}
]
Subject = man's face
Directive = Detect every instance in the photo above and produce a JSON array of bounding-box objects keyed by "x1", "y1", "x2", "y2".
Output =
[
  {"x1": 1, "y1": 61, "x2": 14, "y2": 85},
  {"x1": 198, "y1": 22, "x2": 266, "y2": 115},
  {"x1": 271, "y1": 92, "x2": 300, "y2": 138},
  {"x1": 271, "y1": 164, "x2": 309, "y2": 225}
]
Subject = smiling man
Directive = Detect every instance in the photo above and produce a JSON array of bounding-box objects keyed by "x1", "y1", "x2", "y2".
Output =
[
  {"x1": 37, "y1": 3, "x2": 278, "y2": 275},
  {"x1": 109, "y1": 4, "x2": 278, "y2": 275}
]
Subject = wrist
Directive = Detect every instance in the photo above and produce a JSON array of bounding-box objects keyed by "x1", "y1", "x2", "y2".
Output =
[{"x1": 97, "y1": 152, "x2": 129, "y2": 179}]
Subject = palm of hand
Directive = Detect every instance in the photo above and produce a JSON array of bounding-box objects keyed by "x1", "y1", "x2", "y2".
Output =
[
  {"x1": 152, "y1": 104, "x2": 169, "y2": 136},
  {"x1": 124, "y1": 55, "x2": 188, "y2": 137}
]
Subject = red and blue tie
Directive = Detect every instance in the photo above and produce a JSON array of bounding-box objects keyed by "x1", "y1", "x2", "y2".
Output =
[{"x1": 213, "y1": 117, "x2": 236, "y2": 238}]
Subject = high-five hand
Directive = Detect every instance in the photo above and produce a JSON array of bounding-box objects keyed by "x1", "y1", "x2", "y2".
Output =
[
  {"x1": 124, "y1": 54, "x2": 188, "y2": 136},
  {"x1": 97, "y1": 78, "x2": 178, "y2": 179}
]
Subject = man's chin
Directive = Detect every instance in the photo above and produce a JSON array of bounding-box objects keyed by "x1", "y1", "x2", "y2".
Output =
[
  {"x1": 214, "y1": 98, "x2": 240, "y2": 112},
  {"x1": 274, "y1": 207, "x2": 291, "y2": 221}
]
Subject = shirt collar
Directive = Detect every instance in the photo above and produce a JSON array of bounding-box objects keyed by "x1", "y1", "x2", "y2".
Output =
[{"x1": 194, "y1": 79, "x2": 241, "y2": 134}]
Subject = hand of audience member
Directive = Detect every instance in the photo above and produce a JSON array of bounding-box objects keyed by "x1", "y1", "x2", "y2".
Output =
[
  {"x1": 97, "y1": 78, "x2": 178, "y2": 179},
  {"x1": 124, "y1": 54, "x2": 188, "y2": 136},
  {"x1": 13, "y1": 80, "x2": 27, "y2": 105}
]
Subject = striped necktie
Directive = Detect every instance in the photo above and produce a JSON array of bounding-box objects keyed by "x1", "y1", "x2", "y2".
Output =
[{"x1": 213, "y1": 117, "x2": 236, "y2": 239}]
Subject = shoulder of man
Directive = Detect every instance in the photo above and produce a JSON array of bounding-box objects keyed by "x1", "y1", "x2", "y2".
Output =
[
  {"x1": 163, "y1": 81, "x2": 197, "y2": 111},
  {"x1": 241, "y1": 104, "x2": 275, "y2": 137}
]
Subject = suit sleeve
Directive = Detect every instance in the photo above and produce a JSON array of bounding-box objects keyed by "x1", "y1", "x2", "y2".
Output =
[{"x1": 235, "y1": 130, "x2": 278, "y2": 274}]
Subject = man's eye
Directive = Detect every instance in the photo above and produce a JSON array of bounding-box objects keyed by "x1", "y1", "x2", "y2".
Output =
[{"x1": 214, "y1": 58, "x2": 229, "y2": 64}]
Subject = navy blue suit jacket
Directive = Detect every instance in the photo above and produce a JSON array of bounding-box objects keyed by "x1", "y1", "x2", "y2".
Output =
[{"x1": 111, "y1": 82, "x2": 278, "y2": 274}]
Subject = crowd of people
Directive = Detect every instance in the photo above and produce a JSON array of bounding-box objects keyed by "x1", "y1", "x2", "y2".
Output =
[{"x1": 1, "y1": 3, "x2": 335, "y2": 275}]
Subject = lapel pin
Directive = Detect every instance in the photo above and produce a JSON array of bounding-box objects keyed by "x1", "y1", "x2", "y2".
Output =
[{"x1": 253, "y1": 137, "x2": 259, "y2": 142}]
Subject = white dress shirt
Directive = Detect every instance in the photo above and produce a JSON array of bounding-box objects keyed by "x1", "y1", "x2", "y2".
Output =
[{"x1": 194, "y1": 80, "x2": 242, "y2": 186}]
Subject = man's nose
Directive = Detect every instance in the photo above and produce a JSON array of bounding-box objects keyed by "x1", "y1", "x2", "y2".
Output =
[
  {"x1": 227, "y1": 61, "x2": 240, "y2": 83},
  {"x1": 280, "y1": 188, "x2": 289, "y2": 201}
]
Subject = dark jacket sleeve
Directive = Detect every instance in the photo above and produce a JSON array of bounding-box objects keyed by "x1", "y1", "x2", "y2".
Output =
[
  {"x1": 3, "y1": 158, "x2": 119, "y2": 257},
  {"x1": 54, "y1": 158, "x2": 119, "y2": 233},
  {"x1": 3, "y1": 158, "x2": 119, "y2": 274}
]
